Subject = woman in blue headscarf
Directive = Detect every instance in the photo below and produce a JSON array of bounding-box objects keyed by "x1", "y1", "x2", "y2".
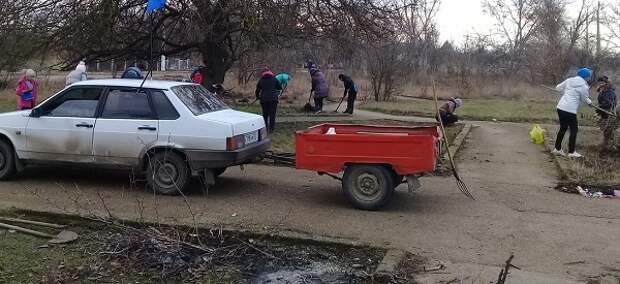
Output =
[{"x1": 551, "y1": 67, "x2": 594, "y2": 158}]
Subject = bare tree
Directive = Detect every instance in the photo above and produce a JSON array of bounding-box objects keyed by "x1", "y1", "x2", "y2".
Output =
[
  {"x1": 396, "y1": 0, "x2": 441, "y2": 75},
  {"x1": 49, "y1": 0, "x2": 393, "y2": 87},
  {"x1": 483, "y1": 0, "x2": 541, "y2": 73},
  {"x1": 529, "y1": 0, "x2": 593, "y2": 82},
  {"x1": 0, "y1": 0, "x2": 62, "y2": 84}
]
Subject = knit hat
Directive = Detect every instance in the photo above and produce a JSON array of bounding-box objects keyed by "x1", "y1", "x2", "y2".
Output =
[
  {"x1": 261, "y1": 68, "x2": 273, "y2": 77},
  {"x1": 577, "y1": 68, "x2": 592, "y2": 79},
  {"x1": 25, "y1": 69, "x2": 36, "y2": 77},
  {"x1": 76, "y1": 61, "x2": 86, "y2": 72},
  {"x1": 453, "y1": 98, "x2": 463, "y2": 107},
  {"x1": 597, "y1": 76, "x2": 610, "y2": 83}
]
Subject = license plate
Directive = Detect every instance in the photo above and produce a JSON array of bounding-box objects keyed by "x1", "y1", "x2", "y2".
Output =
[{"x1": 244, "y1": 131, "x2": 259, "y2": 145}]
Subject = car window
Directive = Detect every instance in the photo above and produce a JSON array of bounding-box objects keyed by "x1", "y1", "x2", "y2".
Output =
[
  {"x1": 171, "y1": 85, "x2": 227, "y2": 115},
  {"x1": 42, "y1": 87, "x2": 103, "y2": 118},
  {"x1": 101, "y1": 89, "x2": 154, "y2": 119},
  {"x1": 151, "y1": 91, "x2": 179, "y2": 120}
]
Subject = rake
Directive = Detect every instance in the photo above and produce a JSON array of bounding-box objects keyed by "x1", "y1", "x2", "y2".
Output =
[
  {"x1": 432, "y1": 80, "x2": 475, "y2": 200},
  {"x1": 540, "y1": 84, "x2": 617, "y2": 117}
]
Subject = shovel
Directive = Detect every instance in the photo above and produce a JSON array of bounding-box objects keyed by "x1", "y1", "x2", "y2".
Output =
[
  {"x1": 0, "y1": 222, "x2": 78, "y2": 244},
  {"x1": 303, "y1": 91, "x2": 314, "y2": 112}
]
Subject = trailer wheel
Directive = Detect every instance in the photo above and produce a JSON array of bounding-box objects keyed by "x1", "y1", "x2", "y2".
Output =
[{"x1": 343, "y1": 165, "x2": 395, "y2": 210}]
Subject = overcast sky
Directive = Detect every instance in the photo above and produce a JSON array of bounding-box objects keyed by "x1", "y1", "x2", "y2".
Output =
[{"x1": 436, "y1": 0, "x2": 616, "y2": 44}]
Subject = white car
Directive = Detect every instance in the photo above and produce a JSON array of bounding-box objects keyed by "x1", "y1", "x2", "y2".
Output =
[{"x1": 0, "y1": 79, "x2": 269, "y2": 194}]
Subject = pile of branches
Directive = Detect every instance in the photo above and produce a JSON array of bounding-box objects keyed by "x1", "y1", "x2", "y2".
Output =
[{"x1": 96, "y1": 226, "x2": 278, "y2": 281}]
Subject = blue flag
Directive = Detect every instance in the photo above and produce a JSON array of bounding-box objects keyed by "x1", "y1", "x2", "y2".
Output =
[{"x1": 146, "y1": 0, "x2": 166, "y2": 13}]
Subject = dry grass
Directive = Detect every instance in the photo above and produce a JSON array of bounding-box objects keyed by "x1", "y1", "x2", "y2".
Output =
[
  {"x1": 399, "y1": 77, "x2": 556, "y2": 101},
  {"x1": 546, "y1": 125, "x2": 620, "y2": 185},
  {"x1": 360, "y1": 97, "x2": 600, "y2": 124}
]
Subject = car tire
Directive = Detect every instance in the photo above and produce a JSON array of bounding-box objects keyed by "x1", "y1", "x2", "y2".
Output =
[
  {"x1": 0, "y1": 140, "x2": 16, "y2": 181},
  {"x1": 342, "y1": 165, "x2": 395, "y2": 211},
  {"x1": 212, "y1": 167, "x2": 227, "y2": 177},
  {"x1": 146, "y1": 151, "x2": 190, "y2": 195}
]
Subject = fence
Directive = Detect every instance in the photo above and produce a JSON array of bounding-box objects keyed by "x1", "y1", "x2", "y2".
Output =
[{"x1": 86, "y1": 56, "x2": 196, "y2": 73}]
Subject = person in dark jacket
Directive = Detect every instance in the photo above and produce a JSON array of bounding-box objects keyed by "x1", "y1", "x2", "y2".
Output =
[
  {"x1": 255, "y1": 68, "x2": 282, "y2": 132},
  {"x1": 310, "y1": 68, "x2": 329, "y2": 114},
  {"x1": 436, "y1": 98, "x2": 463, "y2": 126},
  {"x1": 338, "y1": 74, "x2": 358, "y2": 114},
  {"x1": 595, "y1": 76, "x2": 618, "y2": 149},
  {"x1": 121, "y1": 63, "x2": 145, "y2": 79}
]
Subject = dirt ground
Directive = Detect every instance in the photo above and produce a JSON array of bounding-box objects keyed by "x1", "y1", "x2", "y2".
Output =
[{"x1": 1, "y1": 110, "x2": 620, "y2": 282}]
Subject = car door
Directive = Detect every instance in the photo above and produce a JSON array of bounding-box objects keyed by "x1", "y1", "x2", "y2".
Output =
[
  {"x1": 93, "y1": 88, "x2": 159, "y2": 166},
  {"x1": 25, "y1": 87, "x2": 104, "y2": 163}
]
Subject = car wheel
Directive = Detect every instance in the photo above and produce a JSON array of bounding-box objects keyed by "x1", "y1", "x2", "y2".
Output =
[
  {"x1": 342, "y1": 165, "x2": 395, "y2": 211},
  {"x1": 0, "y1": 140, "x2": 16, "y2": 181},
  {"x1": 146, "y1": 151, "x2": 190, "y2": 195},
  {"x1": 212, "y1": 167, "x2": 227, "y2": 177}
]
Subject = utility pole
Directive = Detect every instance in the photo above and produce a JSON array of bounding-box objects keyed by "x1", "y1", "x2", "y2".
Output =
[
  {"x1": 585, "y1": 7, "x2": 590, "y2": 66},
  {"x1": 596, "y1": 1, "x2": 601, "y2": 58},
  {"x1": 594, "y1": 0, "x2": 601, "y2": 78}
]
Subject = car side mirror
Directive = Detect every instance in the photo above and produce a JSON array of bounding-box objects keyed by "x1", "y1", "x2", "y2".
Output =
[{"x1": 29, "y1": 108, "x2": 41, "y2": 118}]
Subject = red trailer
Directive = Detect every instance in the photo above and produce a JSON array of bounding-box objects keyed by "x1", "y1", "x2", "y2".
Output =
[{"x1": 294, "y1": 124, "x2": 442, "y2": 210}]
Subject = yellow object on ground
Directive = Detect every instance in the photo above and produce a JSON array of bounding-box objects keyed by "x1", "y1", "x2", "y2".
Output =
[{"x1": 530, "y1": 124, "x2": 545, "y2": 144}]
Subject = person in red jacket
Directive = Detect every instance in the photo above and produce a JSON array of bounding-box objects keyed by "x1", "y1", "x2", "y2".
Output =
[
  {"x1": 191, "y1": 66, "x2": 204, "y2": 85},
  {"x1": 15, "y1": 69, "x2": 38, "y2": 110}
]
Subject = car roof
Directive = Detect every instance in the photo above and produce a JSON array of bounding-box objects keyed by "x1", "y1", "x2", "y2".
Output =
[{"x1": 71, "y1": 79, "x2": 195, "y2": 89}]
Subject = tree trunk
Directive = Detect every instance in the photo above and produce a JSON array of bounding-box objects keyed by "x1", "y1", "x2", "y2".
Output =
[{"x1": 200, "y1": 42, "x2": 233, "y2": 88}]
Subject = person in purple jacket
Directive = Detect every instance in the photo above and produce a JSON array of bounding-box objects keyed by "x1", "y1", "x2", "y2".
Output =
[{"x1": 310, "y1": 68, "x2": 329, "y2": 114}]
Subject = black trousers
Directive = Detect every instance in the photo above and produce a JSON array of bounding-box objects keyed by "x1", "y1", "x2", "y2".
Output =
[
  {"x1": 345, "y1": 92, "x2": 357, "y2": 114},
  {"x1": 260, "y1": 101, "x2": 278, "y2": 131},
  {"x1": 555, "y1": 109, "x2": 578, "y2": 153},
  {"x1": 314, "y1": 97, "x2": 324, "y2": 112},
  {"x1": 436, "y1": 111, "x2": 458, "y2": 125}
]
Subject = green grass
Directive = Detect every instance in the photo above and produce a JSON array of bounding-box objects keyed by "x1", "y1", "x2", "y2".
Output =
[
  {"x1": 269, "y1": 120, "x2": 464, "y2": 153},
  {"x1": 360, "y1": 98, "x2": 599, "y2": 125},
  {"x1": 233, "y1": 103, "x2": 299, "y2": 116},
  {"x1": 0, "y1": 210, "x2": 110, "y2": 284}
]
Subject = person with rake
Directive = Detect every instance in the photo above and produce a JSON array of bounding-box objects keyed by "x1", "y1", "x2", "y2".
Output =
[
  {"x1": 552, "y1": 67, "x2": 594, "y2": 158},
  {"x1": 595, "y1": 76, "x2": 618, "y2": 150}
]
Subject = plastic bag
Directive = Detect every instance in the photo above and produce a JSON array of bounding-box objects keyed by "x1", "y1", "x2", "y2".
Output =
[{"x1": 529, "y1": 124, "x2": 545, "y2": 144}]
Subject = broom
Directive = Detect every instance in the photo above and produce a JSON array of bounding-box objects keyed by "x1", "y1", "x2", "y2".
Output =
[
  {"x1": 333, "y1": 93, "x2": 346, "y2": 113},
  {"x1": 432, "y1": 79, "x2": 475, "y2": 200}
]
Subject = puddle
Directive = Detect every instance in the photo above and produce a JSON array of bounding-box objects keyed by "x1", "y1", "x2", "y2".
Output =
[{"x1": 254, "y1": 262, "x2": 360, "y2": 283}]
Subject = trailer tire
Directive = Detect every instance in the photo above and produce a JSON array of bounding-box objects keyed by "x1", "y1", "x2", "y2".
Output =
[{"x1": 343, "y1": 165, "x2": 395, "y2": 210}]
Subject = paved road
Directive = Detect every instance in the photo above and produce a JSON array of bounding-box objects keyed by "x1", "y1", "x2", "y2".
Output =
[{"x1": 1, "y1": 116, "x2": 619, "y2": 282}]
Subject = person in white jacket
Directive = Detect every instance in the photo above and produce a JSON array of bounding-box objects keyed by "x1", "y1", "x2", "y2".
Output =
[
  {"x1": 552, "y1": 67, "x2": 594, "y2": 158},
  {"x1": 65, "y1": 61, "x2": 88, "y2": 86}
]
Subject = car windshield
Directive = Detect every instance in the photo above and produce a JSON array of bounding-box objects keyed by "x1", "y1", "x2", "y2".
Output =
[{"x1": 171, "y1": 85, "x2": 228, "y2": 115}]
